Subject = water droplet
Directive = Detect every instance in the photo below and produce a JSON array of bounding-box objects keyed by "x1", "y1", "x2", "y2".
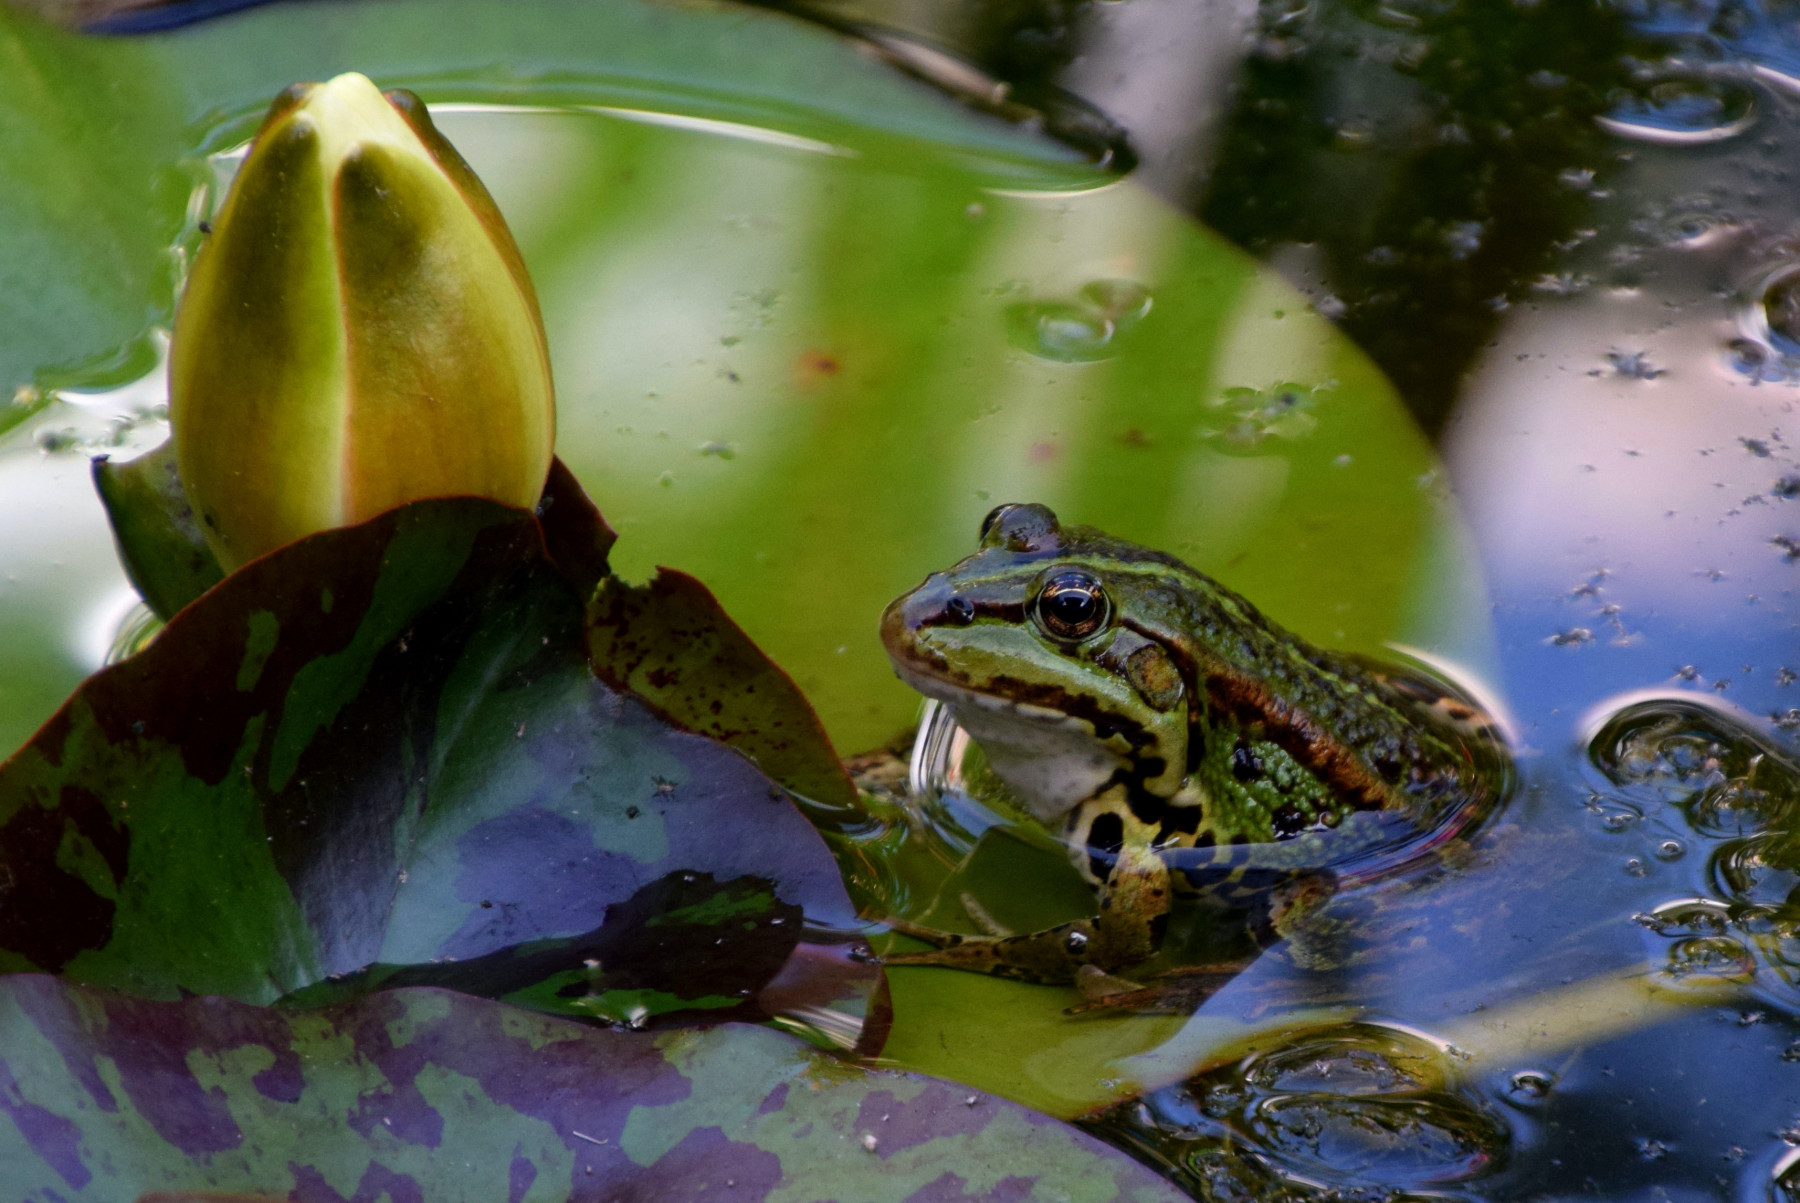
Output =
[
  {"x1": 105, "y1": 603, "x2": 163, "y2": 666},
  {"x1": 1006, "y1": 302, "x2": 1114, "y2": 362},
  {"x1": 1600, "y1": 811, "x2": 1634, "y2": 833},
  {"x1": 1079, "y1": 279, "x2": 1153, "y2": 327},
  {"x1": 1598, "y1": 75, "x2": 1758, "y2": 145}
]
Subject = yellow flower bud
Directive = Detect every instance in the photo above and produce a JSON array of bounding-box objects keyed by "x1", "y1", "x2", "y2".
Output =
[{"x1": 169, "y1": 73, "x2": 554, "y2": 570}]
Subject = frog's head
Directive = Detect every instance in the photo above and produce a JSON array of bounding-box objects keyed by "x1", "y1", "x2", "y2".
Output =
[{"x1": 881, "y1": 503, "x2": 1188, "y2": 822}]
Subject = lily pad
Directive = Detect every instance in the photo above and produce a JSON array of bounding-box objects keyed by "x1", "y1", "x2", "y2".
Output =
[
  {"x1": 0, "y1": 976, "x2": 1185, "y2": 1202},
  {"x1": 589, "y1": 568, "x2": 859, "y2": 822},
  {"x1": 0, "y1": 485, "x2": 876, "y2": 1037}
]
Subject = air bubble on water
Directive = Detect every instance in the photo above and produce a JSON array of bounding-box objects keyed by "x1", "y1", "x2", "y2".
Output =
[
  {"x1": 698, "y1": 440, "x2": 736, "y2": 460},
  {"x1": 1774, "y1": 1145, "x2": 1800, "y2": 1203},
  {"x1": 1655, "y1": 838, "x2": 1686, "y2": 860},
  {"x1": 1551, "y1": 627, "x2": 1594, "y2": 647},
  {"x1": 1729, "y1": 337, "x2": 1770, "y2": 376},
  {"x1": 1737, "y1": 266, "x2": 1800, "y2": 370},
  {"x1": 1643, "y1": 897, "x2": 1733, "y2": 936},
  {"x1": 1507, "y1": 1070, "x2": 1553, "y2": 1100},
  {"x1": 1005, "y1": 302, "x2": 1114, "y2": 363},
  {"x1": 1767, "y1": 270, "x2": 1800, "y2": 357},
  {"x1": 1664, "y1": 934, "x2": 1756, "y2": 981},
  {"x1": 1598, "y1": 74, "x2": 1758, "y2": 146},
  {"x1": 1625, "y1": 856, "x2": 1648, "y2": 876},
  {"x1": 1664, "y1": 212, "x2": 1727, "y2": 247}
]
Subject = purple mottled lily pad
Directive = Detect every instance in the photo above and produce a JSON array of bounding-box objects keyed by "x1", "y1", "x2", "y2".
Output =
[
  {"x1": 0, "y1": 977, "x2": 1186, "y2": 1203},
  {"x1": 0, "y1": 475, "x2": 878, "y2": 1040}
]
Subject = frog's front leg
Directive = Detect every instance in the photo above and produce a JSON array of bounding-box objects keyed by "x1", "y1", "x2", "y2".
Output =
[{"x1": 881, "y1": 843, "x2": 1172, "y2": 984}]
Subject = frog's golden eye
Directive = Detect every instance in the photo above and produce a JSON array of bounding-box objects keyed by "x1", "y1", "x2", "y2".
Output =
[{"x1": 1034, "y1": 571, "x2": 1111, "y2": 641}]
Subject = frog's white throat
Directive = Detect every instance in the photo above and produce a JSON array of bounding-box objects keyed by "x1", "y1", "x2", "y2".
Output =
[{"x1": 897, "y1": 667, "x2": 1129, "y2": 824}]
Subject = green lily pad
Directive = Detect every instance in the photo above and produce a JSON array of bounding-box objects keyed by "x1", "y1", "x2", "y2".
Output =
[
  {"x1": 0, "y1": 485, "x2": 877, "y2": 1037},
  {"x1": 0, "y1": 977, "x2": 1184, "y2": 1202}
]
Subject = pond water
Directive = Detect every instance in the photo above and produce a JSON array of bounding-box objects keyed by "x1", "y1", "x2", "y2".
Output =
[{"x1": 5, "y1": 0, "x2": 1800, "y2": 1197}]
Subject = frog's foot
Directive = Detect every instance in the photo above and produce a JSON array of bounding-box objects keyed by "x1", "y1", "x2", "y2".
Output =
[
  {"x1": 1064, "y1": 962, "x2": 1254, "y2": 1015},
  {"x1": 880, "y1": 917, "x2": 1121, "y2": 982},
  {"x1": 880, "y1": 843, "x2": 1174, "y2": 984}
]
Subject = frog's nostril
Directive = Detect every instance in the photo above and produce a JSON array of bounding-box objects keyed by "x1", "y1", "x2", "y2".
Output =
[{"x1": 947, "y1": 596, "x2": 975, "y2": 624}]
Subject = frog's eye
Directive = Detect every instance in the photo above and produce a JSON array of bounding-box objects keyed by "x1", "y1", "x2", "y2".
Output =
[{"x1": 1033, "y1": 571, "x2": 1110, "y2": 641}]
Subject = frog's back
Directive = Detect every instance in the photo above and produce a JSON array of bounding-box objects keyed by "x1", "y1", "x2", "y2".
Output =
[{"x1": 1051, "y1": 521, "x2": 1509, "y2": 897}]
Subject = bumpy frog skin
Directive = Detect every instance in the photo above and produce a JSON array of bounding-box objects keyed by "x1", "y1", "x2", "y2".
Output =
[{"x1": 878, "y1": 503, "x2": 1506, "y2": 986}]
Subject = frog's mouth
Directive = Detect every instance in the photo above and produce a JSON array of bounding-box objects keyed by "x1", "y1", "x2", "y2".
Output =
[
  {"x1": 881, "y1": 593, "x2": 1146, "y2": 821},
  {"x1": 893, "y1": 658, "x2": 1135, "y2": 823}
]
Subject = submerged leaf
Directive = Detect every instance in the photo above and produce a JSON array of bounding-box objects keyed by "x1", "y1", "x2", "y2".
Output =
[
  {"x1": 0, "y1": 489, "x2": 875, "y2": 1037},
  {"x1": 0, "y1": 978, "x2": 1185, "y2": 1202}
]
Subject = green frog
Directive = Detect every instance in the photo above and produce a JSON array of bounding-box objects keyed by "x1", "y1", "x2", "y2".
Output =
[{"x1": 877, "y1": 503, "x2": 1508, "y2": 987}]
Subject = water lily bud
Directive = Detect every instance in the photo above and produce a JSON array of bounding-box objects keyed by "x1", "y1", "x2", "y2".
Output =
[{"x1": 169, "y1": 73, "x2": 554, "y2": 569}]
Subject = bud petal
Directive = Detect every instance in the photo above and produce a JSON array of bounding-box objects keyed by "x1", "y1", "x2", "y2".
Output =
[{"x1": 169, "y1": 73, "x2": 554, "y2": 570}]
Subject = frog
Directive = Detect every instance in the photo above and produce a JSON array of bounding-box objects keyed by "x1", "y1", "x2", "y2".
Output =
[{"x1": 876, "y1": 502, "x2": 1508, "y2": 988}]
